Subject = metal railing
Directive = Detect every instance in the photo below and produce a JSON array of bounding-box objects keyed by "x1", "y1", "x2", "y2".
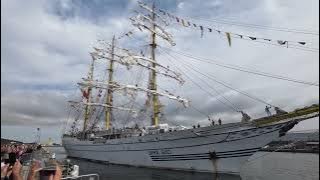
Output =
[{"x1": 61, "y1": 174, "x2": 100, "y2": 180}]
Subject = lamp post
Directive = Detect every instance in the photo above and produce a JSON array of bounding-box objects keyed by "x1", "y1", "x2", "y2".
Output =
[{"x1": 36, "y1": 127, "x2": 41, "y2": 144}]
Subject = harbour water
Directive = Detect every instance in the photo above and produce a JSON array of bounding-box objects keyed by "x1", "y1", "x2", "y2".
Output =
[{"x1": 48, "y1": 147, "x2": 241, "y2": 180}]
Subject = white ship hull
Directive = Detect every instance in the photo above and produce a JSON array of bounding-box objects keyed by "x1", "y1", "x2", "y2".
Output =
[{"x1": 62, "y1": 119, "x2": 302, "y2": 175}]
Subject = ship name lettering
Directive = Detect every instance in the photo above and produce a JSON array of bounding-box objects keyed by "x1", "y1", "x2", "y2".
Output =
[
  {"x1": 148, "y1": 150, "x2": 159, "y2": 155},
  {"x1": 160, "y1": 149, "x2": 172, "y2": 154}
]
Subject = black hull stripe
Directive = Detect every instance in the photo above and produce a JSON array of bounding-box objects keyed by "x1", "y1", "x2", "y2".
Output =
[
  {"x1": 150, "y1": 152, "x2": 209, "y2": 157},
  {"x1": 152, "y1": 153, "x2": 254, "y2": 161},
  {"x1": 63, "y1": 121, "x2": 289, "y2": 147},
  {"x1": 149, "y1": 147, "x2": 261, "y2": 158},
  {"x1": 151, "y1": 155, "x2": 209, "y2": 159},
  {"x1": 217, "y1": 147, "x2": 261, "y2": 154},
  {"x1": 150, "y1": 150, "x2": 259, "y2": 159},
  {"x1": 65, "y1": 128, "x2": 278, "y2": 152},
  {"x1": 218, "y1": 153, "x2": 254, "y2": 159},
  {"x1": 151, "y1": 150, "x2": 259, "y2": 160},
  {"x1": 216, "y1": 149, "x2": 259, "y2": 156},
  {"x1": 153, "y1": 157, "x2": 210, "y2": 161},
  {"x1": 151, "y1": 153, "x2": 255, "y2": 160}
]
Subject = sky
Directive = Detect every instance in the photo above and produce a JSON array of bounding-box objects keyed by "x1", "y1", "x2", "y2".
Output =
[{"x1": 1, "y1": 0, "x2": 319, "y2": 143}]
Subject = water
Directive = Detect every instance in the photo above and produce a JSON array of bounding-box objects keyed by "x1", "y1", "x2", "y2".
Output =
[
  {"x1": 241, "y1": 152, "x2": 319, "y2": 180},
  {"x1": 46, "y1": 131, "x2": 319, "y2": 179},
  {"x1": 47, "y1": 147, "x2": 241, "y2": 180}
]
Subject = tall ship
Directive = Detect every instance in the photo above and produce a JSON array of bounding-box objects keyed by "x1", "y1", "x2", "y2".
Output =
[{"x1": 62, "y1": 2, "x2": 319, "y2": 174}]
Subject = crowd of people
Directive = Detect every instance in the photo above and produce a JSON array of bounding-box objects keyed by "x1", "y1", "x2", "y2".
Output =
[
  {"x1": 1, "y1": 159, "x2": 62, "y2": 180},
  {"x1": 1, "y1": 144, "x2": 37, "y2": 158},
  {"x1": 1, "y1": 143, "x2": 62, "y2": 180}
]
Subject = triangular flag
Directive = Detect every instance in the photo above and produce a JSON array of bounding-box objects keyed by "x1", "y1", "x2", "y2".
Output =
[
  {"x1": 200, "y1": 26, "x2": 204, "y2": 38},
  {"x1": 181, "y1": 19, "x2": 187, "y2": 27},
  {"x1": 226, "y1": 32, "x2": 232, "y2": 47},
  {"x1": 277, "y1": 40, "x2": 287, "y2": 45}
]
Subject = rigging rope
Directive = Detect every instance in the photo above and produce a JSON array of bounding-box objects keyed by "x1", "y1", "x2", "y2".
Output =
[
  {"x1": 158, "y1": 48, "x2": 241, "y2": 112},
  {"x1": 160, "y1": 47, "x2": 278, "y2": 107},
  {"x1": 105, "y1": 40, "x2": 319, "y2": 87},
  {"x1": 159, "y1": 46, "x2": 319, "y2": 87}
]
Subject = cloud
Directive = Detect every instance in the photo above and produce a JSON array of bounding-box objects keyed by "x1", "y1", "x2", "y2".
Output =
[
  {"x1": 1, "y1": 0, "x2": 135, "y2": 141},
  {"x1": 1, "y1": 0, "x2": 319, "y2": 142},
  {"x1": 1, "y1": 90, "x2": 68, "y2": 126}
]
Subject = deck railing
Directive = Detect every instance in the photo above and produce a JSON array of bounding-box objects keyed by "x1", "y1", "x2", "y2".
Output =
[
  {"x1": 61, "y1": 174, "x2": 100, "y2": 180},
  {"x1": 253, "y1": 105, "x2": 319, "y2": 126}
]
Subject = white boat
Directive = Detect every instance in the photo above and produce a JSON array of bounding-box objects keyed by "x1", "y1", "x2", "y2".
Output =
[{"x1": 62, "y1": 1, "x2": 319, "y2": 175}]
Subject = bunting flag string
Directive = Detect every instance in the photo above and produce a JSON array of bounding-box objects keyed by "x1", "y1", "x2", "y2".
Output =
[
  {"x1": 158, "y1": 9, "x2": 310, "y2": 48},
  {"x1": 117, "y1": 29, "x2": 135, "y2": 40}
]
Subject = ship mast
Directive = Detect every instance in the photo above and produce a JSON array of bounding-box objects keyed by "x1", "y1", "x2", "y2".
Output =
[
  {"x1": 150, "y1": 2, "x2": 160, "y2": 127},
  {"x1": 70, "y1": 2, "x2": 188, "y2": 134},
  {"x1": 82, "y1": 54, "x2": 95, "y2": 138},
  {"x1": 129, "y1": 1, "x2": 186, "y2": 126},
  {"x1": 105, "y1": 36, "x2": 116, "y2": 130}
]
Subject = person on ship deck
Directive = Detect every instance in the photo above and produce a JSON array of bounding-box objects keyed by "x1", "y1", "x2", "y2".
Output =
[{"x1": 265, "y1": 106, "x2": 272, "y2": 116}]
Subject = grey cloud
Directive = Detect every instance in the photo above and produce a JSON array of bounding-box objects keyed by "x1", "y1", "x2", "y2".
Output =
[{"x1": 1, "y1": 91, "x2": 69, "y2": 126}]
